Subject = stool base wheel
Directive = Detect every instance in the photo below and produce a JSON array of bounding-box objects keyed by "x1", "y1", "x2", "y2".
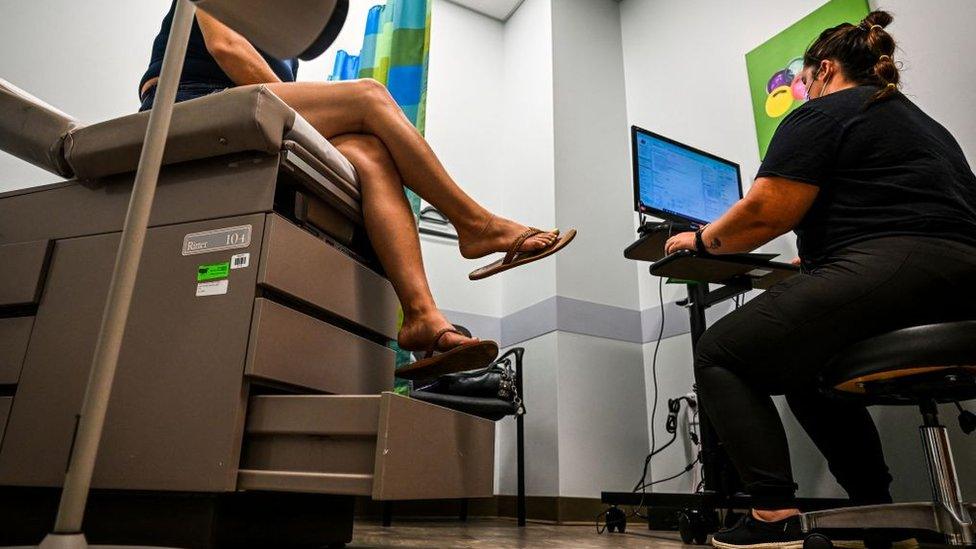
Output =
[{"x1": 803, "y1": 533, "x2": 834, "y2": 549}]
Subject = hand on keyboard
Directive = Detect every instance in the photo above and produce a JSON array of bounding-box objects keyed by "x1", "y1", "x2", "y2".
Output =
[{"x1": 664, "y1": 231, "x2": 697, "y2": 256}]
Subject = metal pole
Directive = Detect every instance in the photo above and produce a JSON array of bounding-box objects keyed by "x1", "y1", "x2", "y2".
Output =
[
  {"x1": 686, "y1": 283, "x2": 742, "y2": 503},
  {"x1": 919, "y1": 405, "x2": 974, "y2": 545},
  {"x1": 49, "y1": 0, "x2": 196, "y2": 535},
  {"x1": 686, "y1": 283, "x2": 721, "y2": 494},
  {"x1": 686, "y1": 283, "x2": 708, "y2": 347},
  {"x1": 516, "y1": 355, "x2": 526, "y2": 527}
]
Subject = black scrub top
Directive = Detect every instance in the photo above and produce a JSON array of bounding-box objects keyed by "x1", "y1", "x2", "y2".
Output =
[
  {"x1": 757, "y1": 85, "x2": 976, "y2": 264},
  {"x1": 138, "y1": 0, "x2": 298, "y2": 94}
]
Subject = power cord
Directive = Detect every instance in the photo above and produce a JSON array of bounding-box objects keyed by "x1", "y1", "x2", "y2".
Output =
[
  {"x1": 641, "y1": 455, "x2": 701, "y2": 489},
  {"x1": 599, "y1": 244, "x2": 669, "y2": 532},
  {"x1": 598, "y1": 222, "x2": 702, "y2": 533},
  {"x1": 630, "y1": 226, "x2": 689, "y2": 518},
  {"x1": 598, "y1": 453, "x2": 702, "y2": 534},
  {"x1": 649, "y1": 276, "x2": 665, "y2": 464},
  {"x1": 647, "y1": 221, "x2": 676, "y2": 461},
  {"x1": 634, "y1": 396, "x2": 697, "y2": 491}
]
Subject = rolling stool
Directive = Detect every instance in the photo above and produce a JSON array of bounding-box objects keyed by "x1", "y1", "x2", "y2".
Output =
[{"x1": 800, "y1": 321, "x2": 976, "y2": 548}]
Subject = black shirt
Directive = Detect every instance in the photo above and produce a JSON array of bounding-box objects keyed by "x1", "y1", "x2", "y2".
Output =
[
  {"x1": 139, "y1": 0, "x2": 298, "y2": 95},
  {"x1": 757, "y1": 85, "x2": 976, "y2": 264}
]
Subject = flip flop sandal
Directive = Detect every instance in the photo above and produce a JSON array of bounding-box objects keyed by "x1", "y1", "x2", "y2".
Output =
[
  {"x1": 468, "y1": 227, "x2": 577, "y2": 281},
  {"x1": 396, "y1": 327, "x2": 499, "y2": 381}
]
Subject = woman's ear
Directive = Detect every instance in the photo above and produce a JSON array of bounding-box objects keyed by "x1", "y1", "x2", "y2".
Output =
[{"x1": 819, "y1": 59, "x2": 835, "y2": 81}]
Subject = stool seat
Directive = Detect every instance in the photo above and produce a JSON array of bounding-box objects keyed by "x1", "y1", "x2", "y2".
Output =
[
  {"x1": 807, "y1": 322, "x2": 976, "y2": 544},
  {"x1": 822, "y1": 321, "x2": 976, "y2": 405}
]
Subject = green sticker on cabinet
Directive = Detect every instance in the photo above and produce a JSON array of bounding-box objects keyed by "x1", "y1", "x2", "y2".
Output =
[{"x1": 197, "y1": 261, "x2": 230, "y2": 282}]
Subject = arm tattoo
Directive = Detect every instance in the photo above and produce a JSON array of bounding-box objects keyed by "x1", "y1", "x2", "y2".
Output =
[{"x1": 707, "y1": 236, "x2": 722, "y2": 250}]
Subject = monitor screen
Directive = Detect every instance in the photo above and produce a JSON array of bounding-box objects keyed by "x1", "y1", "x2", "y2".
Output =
[{"x1": 632, "y1": 126, "x2": 742, "y2": 225}]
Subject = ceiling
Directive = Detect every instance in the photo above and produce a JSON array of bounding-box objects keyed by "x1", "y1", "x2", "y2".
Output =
[{"x1": 444, "y1": 0, "x2": 526, "y2": 21}]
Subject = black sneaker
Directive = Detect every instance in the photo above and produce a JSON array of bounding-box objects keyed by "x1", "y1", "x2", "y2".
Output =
[{"x1": 711, "y1": 513, "x2": 803, "y2": 549}]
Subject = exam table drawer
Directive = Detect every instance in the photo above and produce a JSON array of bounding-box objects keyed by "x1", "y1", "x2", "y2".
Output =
[
  {"x1": 0, "y1": 240, "x2": 52, "y2": 308},
  {"x1": 238, "y1": 393, "x2": 495, "y2": 500},
  {"x1": 294, "y1": 190, "x2": 356, "y2": 246},
  {"x1": 257, "y1": 214, "x2": 398, "y2": 341},
  {"x1": 245, "y1": 298, "x2": 394, "y2": 394},
  {"x1": 0, "y1": 317, "x2": 34, "y2": 385}
]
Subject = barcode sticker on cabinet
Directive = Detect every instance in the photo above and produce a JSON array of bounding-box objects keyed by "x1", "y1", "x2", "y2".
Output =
[{"x1": 230, "y1": 253, "x2": 250, "y2": 269}]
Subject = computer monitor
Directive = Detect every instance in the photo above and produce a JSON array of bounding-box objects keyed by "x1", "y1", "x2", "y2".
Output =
[{"x1": 631, "y1": 126, "x2": 742, "y2": 225}]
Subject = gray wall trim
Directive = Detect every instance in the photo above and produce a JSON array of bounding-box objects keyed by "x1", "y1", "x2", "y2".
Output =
[
  {"x1": 500, "y1": 297, "x2": 558, "y2": 347},
  {"x1": 640, "y1": 300, "x2": 692, "y2": 344},
  {"x1": 556, "y1": 296, "x2": 642, "y2": 344},
  {"x1": 439, "y1": 308, "x2": 501, "y2": 344},
  {"x1": 443, "y1": 293, "x2": 735, "y2": 348}
]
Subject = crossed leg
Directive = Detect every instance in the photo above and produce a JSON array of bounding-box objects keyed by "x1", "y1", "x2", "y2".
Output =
[
  {"x1": 267, "y1": 79, "x2": 557, "y2": 261},
  {"x1": 330, "y1": 133, "x2": 468, "y2": 351}
]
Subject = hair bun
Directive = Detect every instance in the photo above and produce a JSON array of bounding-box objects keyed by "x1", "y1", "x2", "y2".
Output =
[{"x1": 862, "y1": 10, "x2": 893, "y2": 29}]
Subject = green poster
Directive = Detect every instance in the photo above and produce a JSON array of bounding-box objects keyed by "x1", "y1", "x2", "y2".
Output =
[{"x1": 746, "y1": 0, "x2": 868, "y2": 158}]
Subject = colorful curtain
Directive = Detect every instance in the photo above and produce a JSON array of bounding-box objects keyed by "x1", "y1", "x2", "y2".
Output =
[
  {"x1": 329, "y1": 0, "x2": 432, "y2": 215},
  {"x1": 329, "y1": 0, "x2": 433, "y2": 390}
]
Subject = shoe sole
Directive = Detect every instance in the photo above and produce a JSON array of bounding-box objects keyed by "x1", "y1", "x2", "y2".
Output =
[
  {"x1": 468, "y1": 229, "x2": 576, "y2": 280},
  {"x1": 395, "y1": 341, "x2": 499, "y2": 380},
  {"x1": 711, "y1": 539, "x2": 806, "y2": 549},
  {"x1": 711, "y1": 537, "x2": 918, "y2": 549}
]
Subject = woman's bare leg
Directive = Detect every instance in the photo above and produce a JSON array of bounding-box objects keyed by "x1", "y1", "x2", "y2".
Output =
[
  {"x1": 332, "y1": 133, "x2": 473, "y2": 351},
  {"x1": 267, "y1": 80, "x2": 557, "y2": 258}
]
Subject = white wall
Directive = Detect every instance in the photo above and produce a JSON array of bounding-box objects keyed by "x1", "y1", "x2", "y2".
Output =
[
  {"x1": 886, "y1": 0, "x2": 976, "y2": 164},
  {"x1": 498, "y1": 0, "x2": 557, "y2": 316},
  {"x1": 496, "y1": 335, "x2": 561, "y2": 496},
  {"x1": 555, "y1": 332, "x2": 649, "y2": 497},
  {"x1": 548, "y1": 0, "x2": 649, "y2": 498},
  {"x1": 619, "y1": 0, "x2": 976, "y2": 501},
  {"x1": 491, "y1": 0, "x2": 562, "y2": 497},
  {"x1": 551, "y1": 0, "x2": 638, "y2": 311},
  {"x1": 483, "y1": 0, "x2": 653, "y2": 500},
  {"x1": 420, "y1": 0, "x2": 506, "y2": 318}
]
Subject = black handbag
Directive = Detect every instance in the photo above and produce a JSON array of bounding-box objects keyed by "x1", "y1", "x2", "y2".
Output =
[
  {"x1": 411, "y1": 349, "x2": 526, "y2": 421},
  {"x1": 417, "y1": 363, "x2": 513, "y2": 399}
]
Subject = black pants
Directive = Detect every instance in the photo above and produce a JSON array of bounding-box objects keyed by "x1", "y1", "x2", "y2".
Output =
[
  {"x1": 139, "y1": 81, "x2": 228, "y2": 112},
  {"x1": 694, "y1": 236, "x2": 976, "y2": 508}
]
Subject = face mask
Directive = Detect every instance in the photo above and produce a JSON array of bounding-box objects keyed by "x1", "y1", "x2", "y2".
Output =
[{"x1": 805, "y1": 65, "x2": 832, "y2": 101}]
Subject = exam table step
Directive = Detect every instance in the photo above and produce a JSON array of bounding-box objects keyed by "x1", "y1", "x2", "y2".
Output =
[{"x1": 239, "y1": 392, "x2": 496, "y2": 501}]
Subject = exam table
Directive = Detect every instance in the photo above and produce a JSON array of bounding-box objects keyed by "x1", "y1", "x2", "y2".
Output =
[{"x1": 0, "y1": 80, "x2": 494, "y2": 548}]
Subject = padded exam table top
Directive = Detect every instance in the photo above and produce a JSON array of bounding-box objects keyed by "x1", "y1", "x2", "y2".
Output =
[{"x1": 0, "y1": 79, "x2": 360, "y2": 201}]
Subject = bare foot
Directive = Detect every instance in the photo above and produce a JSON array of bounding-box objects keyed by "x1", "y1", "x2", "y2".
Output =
[
  {"x1": 458, "y1": 214, "x2": 559, "y2": 260},
  {"x1": 752, "y1": 508, "x2": 801, "y2": 522},
  {"x1": 397, "y1": 310, "x2": 479, "y2": 353}
]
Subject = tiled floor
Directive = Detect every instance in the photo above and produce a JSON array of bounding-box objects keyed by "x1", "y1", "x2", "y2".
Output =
[{"x1": 349, "y1": 519, "x2": 689, "y2": 548}]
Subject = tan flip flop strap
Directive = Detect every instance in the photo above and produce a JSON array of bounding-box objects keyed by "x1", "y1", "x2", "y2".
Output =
[
  {"x1": 504, "y1": 228, "x2": 544, "y2": 266},
  {"x1": 425, "y1": 327, "x2": 462, "y2": 359}
]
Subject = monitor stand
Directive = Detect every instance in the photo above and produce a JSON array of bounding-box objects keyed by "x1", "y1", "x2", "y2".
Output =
[
  {"x1": 627, "y1": 221, "x2": 699, "y2": 262},
  {"x1": 637, "y1": 220, "x2": 698, "y2": 237},
  {"x1": 628, "y1": 223, "x2": 783, "y2": 265}
]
